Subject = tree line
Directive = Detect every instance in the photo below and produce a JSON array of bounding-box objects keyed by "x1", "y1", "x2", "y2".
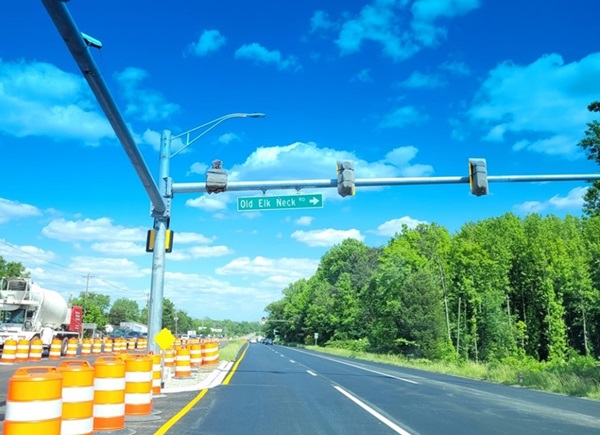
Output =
[{"x1": 265, "y1": 214, "x2": 600, "y2": 363}]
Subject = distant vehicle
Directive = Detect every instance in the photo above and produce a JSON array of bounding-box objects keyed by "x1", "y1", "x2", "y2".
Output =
[
  {"x1": 264, "y1": 338, "x2": 273, "y2": 345},
  {"x1": 0, "y1": 277, "x2": 83, "y2": 355}
]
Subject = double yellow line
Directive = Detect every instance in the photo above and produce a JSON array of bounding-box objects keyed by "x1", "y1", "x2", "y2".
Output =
[{"x1": 155, "y1": 342, "x2": 250, "y2": 434}]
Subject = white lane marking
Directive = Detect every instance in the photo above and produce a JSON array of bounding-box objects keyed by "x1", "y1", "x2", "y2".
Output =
[
  {"x1": 306, "y1": 370, "x2": 317, "y2": 376},
  {"x1": 334, "y1": 385, "x2": 412, "y2": 435},
  {"x1": 312, "y1": 353, "x2": 419, "y2": 384},
  {"x1": 290, "y1": 360, "x2": 296, "y2": 363}
]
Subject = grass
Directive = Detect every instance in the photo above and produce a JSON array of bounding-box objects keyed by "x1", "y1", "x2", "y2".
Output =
[
  {"x1": 218, "y1": 339, "x2": 247, "y2": 362},
  {"x1": 300, "y1": 345, "x2": 600, "y2": 400}
]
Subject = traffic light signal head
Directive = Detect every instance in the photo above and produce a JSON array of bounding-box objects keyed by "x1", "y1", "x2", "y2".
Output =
[
  {"x1": 206, "y1": 160, "x2": 227, "y2": 194},
  {"x1": 468, "y1": 158, "x2": 489, "y2": 196},
  {"x1": 337, "y1": 160, "x2": 356, "y2": 197}
]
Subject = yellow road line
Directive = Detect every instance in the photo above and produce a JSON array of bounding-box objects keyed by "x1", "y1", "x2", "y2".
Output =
[
  {"x1": 154, "y1": 388, "x2": 208, "y2": 435},
  {"x1": 154, "y1": 343, "x2": 249, "y2": 434},
  {"x1": 222, "y1": 342, "x2": 249, "y2": 385}
]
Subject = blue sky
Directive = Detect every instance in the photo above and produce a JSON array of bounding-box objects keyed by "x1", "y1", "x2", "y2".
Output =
[{"x1": 1, "y1": 0, "x2": 599, "y2": 322}]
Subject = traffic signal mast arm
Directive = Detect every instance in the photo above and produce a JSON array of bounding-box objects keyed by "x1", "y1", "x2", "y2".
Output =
[{"x1": 172, "y1": 173, "x2": 600, "y2": 195}]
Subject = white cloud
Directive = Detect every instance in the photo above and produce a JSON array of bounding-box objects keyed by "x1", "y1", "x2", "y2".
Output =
[
  {"x1": 0, "y1": 239, "x2": 57, "y2": 266},
  {"x1": 91, "y1": 241, "x2": 146, "y2": 256},
  {"x1": 41, "y1": 217, "x2": 145, "y2": 243},
  {"x1": 216, "y1": 256, "x2": 319, "y2": 289},
  {"x1": 351, "y1": 68, "x2": 372, "y2": 83},
  {"x1": 514, "y1": 187, "x2": 588, "y2": 213},
  {"x1": 0, "y1": 198, "x2": 42, "y2": 224},
  {"x1": 411, "y1": 0, "x2": 480, "y2": 46},
  {"x1": 398, "y1": 71, "x2": 445, "y2": 89},
  {"x1": 175, "y1": 232, "x2": 215, "y2": 244},
  {"x1": 0, "y1": 59, "x2": 114, "y2": 145},
  {"x1": 185, "y1": 195, "x2": 229, "y2": 211},
  {"x1": 188, "y1": 29, "x2": 226, "y2": 56},
  {"x1": 439, "y1": 60, "x2": 471, "y2": 76},
  {"x1": 333, "y1": 0, "x2": 479, "y2": 61},
  {"x1": 548, "y1": 186, "x2": 588, "y2": 208},
  {"x1": 310, "y1": 10, "x2": 336, "y2": 33},
  {"x1": 371, "y1": 216, "x2": 428, "y2": 237},
  {"x1": 235, "y1": 43, "x2": 300, "y2": 71},
  {"x1": 114, "y1": 67, "x2": 180, "y2": 122},
  {"x1": 69, "y1": 256, "x2": 149, "y2": 278},
  {"x1": 294, "y1": 216, "x2": 314, "y2": 226},
  {"x1": 291, "y1": 228, "x2": 364, "y2": 247},
  {"x1": 380, "y1": 106, "x2": 429, "y2": 128},
  {"x1": 218, "y1": 132, "x2": 240, "y2": 144},
  {"x1": 188, "y1": 245, "x2": 233, "y2": 258},
  {"x1": 468, "y1": 52, "x2": 600, "y2": 157},
  {"x1": 513, "y1": 201, "x2": 546, "y2": 214},
  {"x1": 227, "y1": 142, "x2": 433, "y2": 181}
]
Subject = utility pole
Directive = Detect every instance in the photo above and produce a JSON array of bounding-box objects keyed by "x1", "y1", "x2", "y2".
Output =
[{"x1": 82, "y1": 272, "x2": 94, "y2": 311}]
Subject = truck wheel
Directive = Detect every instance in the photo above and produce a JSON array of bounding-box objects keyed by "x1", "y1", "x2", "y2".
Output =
[{"x1": 61, "y1": 337, "x2": 69, "y2": 356}]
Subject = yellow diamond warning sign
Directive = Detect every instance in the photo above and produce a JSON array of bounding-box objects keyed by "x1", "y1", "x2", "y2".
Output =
[{"x1": 154, "y1": 327, "x2": 176, "y2": 350}]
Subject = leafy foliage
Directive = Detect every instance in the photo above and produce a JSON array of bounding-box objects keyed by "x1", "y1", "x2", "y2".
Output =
[
  {"x1": 266, "y1": 215, "x2": 600, "y2": 365},
  {"x1": 578, "y1": 101, "x2": 600, "y2": 217}
]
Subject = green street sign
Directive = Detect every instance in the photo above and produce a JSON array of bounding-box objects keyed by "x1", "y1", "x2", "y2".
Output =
[{"x1": 237, "y1": 194, "x2": 324, "y2": 212}]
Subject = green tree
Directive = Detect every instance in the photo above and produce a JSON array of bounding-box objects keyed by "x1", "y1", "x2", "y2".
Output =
[
  {"x1": 577, "y1": 101, "x2": 600, "y2": 217},
  {"x1": 0, "y1": 256, "x2": 29, "y2": 278},
  {"x1": 108, "y1": 298, "x2": 141, "y2": 326},
  {"x1": 71, "y1": 292, "x2": 110, "y2": 330}
]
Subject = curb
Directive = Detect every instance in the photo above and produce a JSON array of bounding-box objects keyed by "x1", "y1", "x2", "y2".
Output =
[{"x1": 161, "y1": 361, "x2": 233, "y2": 393}]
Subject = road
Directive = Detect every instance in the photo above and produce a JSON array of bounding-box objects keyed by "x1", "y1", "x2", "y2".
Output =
[{"x1": 165, "y1": 343, "x2": 600, "y2": 435}]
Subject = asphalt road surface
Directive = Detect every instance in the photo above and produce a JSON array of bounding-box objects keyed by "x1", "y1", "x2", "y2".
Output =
[{"x1": 165, "y1": 343, "x2": 600, "y2": 435}]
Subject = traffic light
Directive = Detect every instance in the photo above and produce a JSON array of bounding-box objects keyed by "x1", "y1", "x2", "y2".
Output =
[
  {"x1": 468, "y1": 158, "x2": 489, "y2": 196},
  {"x1": 146, "y1": 229, "x2": 174, "y2": 253},
  {"x1": 337, "y1": 160, "x2": 356, "y2": 197},
  {"x1": 206, "y1": 160, "x2": 227, "y2": 194}
]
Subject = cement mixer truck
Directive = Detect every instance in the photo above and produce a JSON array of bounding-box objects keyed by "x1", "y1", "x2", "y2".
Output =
[{"x1": 0, "y1": 277, "x2": 83, "y2": 355}]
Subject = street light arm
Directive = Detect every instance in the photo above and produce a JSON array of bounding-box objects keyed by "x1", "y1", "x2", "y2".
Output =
[{"x1": 170, "y1": 112, "x2": 265, "y2": 159}]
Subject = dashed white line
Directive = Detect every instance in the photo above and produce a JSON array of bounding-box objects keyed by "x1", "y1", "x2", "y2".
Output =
[
  {"x1": 290, "y1": 360, "x2": 296, "y2": 363},
  {"x1": 334, "y1": 385, "x2": 412, "y2": 435},
  {"x1": 302, "y1": 352, "x2": 419, "y2": 385},
  {"x1": 306, "y1": 370, "x2": 317, "y2": 376}
]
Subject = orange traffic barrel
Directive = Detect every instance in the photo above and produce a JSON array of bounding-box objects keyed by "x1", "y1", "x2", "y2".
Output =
[
  {"x1": 136, "y1": 337, "x2": 147, "y2": 351},
  {"x1": 104, "y1": 339, "x2": 113, "y2": 354},
  {"x1": 113, "y1": 338, "x2": 124, "y2": 353},
  {"x1": 3, "y1": 366, "x2": 63, "y2": 434},
  {"x1": 163, "y1": 348, "x2": 174, "y2": 367},
  {"x1": 48, "y1": 338, "x2": 62, "y2": 360},
  {"x1": 29, "y1": 337, "x2": 43, "y2": 362},
  {"x1": 190, "y1": 343, "x2": 202, "y2": 367},
  {"x1": 81, "y1": 339, "x2": 92, "y2": 357},
  {"x1": 66, "y1": 338, "x2": 78, "y2": 358},
  {"x1": 127, "y1": 339, "x2": 136, "y2": 351},
  {"x1": 174, "y1": 347, "x2": 192, "y2": 378},
  {"x1": 1, "y1": 338, "x2": 18, "y2": 364},
  {"x1": 151, "y1": 353, "x2": 163, "y2": 397},
  {"x1": 123, "y1": 354, "x2": 153, "y2": 415},
  {"x1": 93, "y1": 356, "x2": 126, "y2": 432},
  {"x1": 203, "y1": 341, "x2": 219, "y2": 365},
  {"x1": 58, "y1": 360, "x2": 94, "y2": 435},
  {"x1": 15, "y1": 339, "x2": 30, "y2": 363},
  {"x1": 92, "y1": 339, "x2": 102, "y2": 355}
]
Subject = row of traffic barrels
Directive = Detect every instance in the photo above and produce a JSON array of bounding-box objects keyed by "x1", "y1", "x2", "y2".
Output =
[
  {"x1": 3, "y1": 353, "x2": 161, "y2": 435},
  {"x1": 0, "y1": 337, "x2": 148, "y2": 365}
]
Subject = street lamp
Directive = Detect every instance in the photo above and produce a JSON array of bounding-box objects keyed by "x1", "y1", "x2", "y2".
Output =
[
  {"x1": 147, "y1": 112, "x2": 265, "y2": 353},
  {"x1": 170, "y1": 113, "x2": 265, "y2": 158}
]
